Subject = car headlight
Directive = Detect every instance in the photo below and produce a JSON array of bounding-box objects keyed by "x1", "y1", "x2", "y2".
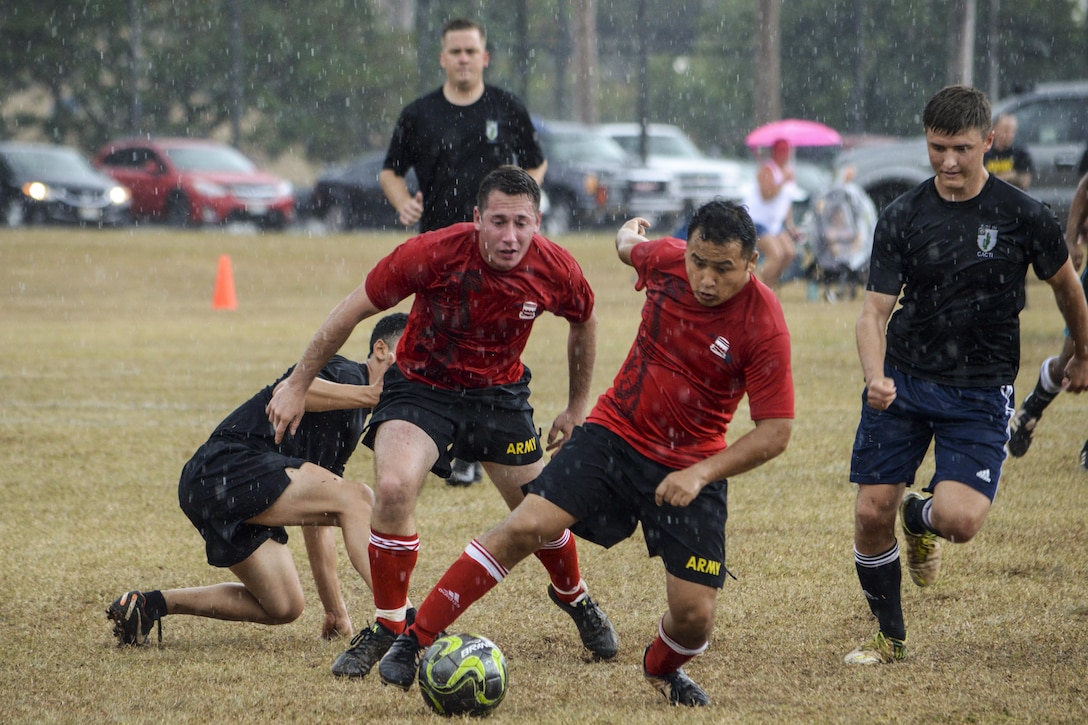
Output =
[
  {"x1": 192, "y1": 179, "x2": 228, "y2": 197},
  {"x1": 108, "y1": 186, "x2": 131, "y2": 205},
  {"x1": 275, "y1": 181, "x2": 293, "y2": 197},
  {"x1": 23, "y1": 181, "x2": 51, "y2": 201}
]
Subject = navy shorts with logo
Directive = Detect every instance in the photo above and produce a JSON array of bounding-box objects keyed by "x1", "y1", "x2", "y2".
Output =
[
  {"x1": 178, "y1": 439, "x2": 304, "y2": 567},
  {"x1": 362, "y1": 365, "x2": 543, "y2": 478},
  {"x1": 527, "y1": 423, "x2": 729, "y2": 589},
  {"x1": 850, "y1": 365, "x2": 1013, "y2": 501}
]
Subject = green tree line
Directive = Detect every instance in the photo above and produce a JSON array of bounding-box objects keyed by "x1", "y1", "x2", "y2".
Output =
[{"x1": 1, "y1": 0, "x2": 1084, "y2": 166}]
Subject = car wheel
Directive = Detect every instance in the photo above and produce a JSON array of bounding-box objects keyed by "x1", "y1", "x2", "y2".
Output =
[
  {"x1": 166, "y1": 193, "x2": 192, "y2": 227},
  {"x1": 543, "y1": 196, "x2": 574, "y2": 237},
  {"x1": 3, "y1": 199, "x2": 25, "y2": 227},
  {"x1": 325, "y1": 202, "x2": 349, "y2": 232}
]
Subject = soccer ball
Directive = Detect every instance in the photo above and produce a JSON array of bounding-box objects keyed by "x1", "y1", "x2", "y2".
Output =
[{"x1": 417, "y1": 633, "x2": 508, "y2": 717}]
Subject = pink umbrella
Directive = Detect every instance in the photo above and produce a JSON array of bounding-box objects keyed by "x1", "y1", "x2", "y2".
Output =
[{"x1": 745, "y1": 119, "x2": 842, "y2": 148}]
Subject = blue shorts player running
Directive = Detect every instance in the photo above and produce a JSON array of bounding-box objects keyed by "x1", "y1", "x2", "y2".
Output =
[{"x1": 844, "y1": 86, "x2": 1088, "y2": 665}]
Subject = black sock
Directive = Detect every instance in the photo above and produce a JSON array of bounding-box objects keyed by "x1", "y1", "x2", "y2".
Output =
[
  {"x1": 144, "y1": 590, "x2": 168, "y2": 620},
  {"x1": 902, "y1": 494, "x2": 941, "y2": 536},
  {"x1": 1022, "y1": 379, "x2": 1058, "y2": 419},
  {"x1": 855, "y1": 545, "x2": 906, "y2": 641}
]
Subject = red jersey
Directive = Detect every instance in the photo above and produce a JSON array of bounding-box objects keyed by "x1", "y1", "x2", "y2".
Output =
[
  {"x1": 365, "y1": 222, "x2": 594, "y2": 390},
  {"x1": 587, "y1": 237, "x2": 793, "y2": 469}
]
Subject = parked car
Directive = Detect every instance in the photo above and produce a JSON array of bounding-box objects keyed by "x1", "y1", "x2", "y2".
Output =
[
  {"x1": 535, "y1": 119, "x2": 677, "y2": 235},
  {"x1": 94, "y1": 137, "x2": 294, "y2": 229},
  {"x1": 0, "y1": 141, "x2": 131, "y2": 227},
  {"x1": 596, "y1": 123, "x2": 748, "y2": 215},
  {"x1": 835, "y1": 80, "x2": 1088, "y2": 223},
  {"x1": 306, "y1": 152, "x2": 415, "y2": 231}
]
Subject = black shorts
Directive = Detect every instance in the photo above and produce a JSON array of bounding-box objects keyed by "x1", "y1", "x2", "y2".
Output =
[
  {"x1": 362, "y1": 365, "x2": 542, "y2": 478},
  {"x1": 527, "y1": 423, "x2": 729, "y2": 588},
  {"x1": 178, "y1": 438, "x2": 303, "y2": 567}
]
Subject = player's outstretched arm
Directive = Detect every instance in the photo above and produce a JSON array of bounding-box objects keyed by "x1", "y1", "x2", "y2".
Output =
[
  {"x1": 615, "y1": 217, "x2": 651, "y2": 266},
  {"x1": 267, "y1": 286, "x2": 382, "y2": 443}
]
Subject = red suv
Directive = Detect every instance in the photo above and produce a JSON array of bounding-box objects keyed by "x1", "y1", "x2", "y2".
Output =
[{"x1": 94, "y1": 137, "x2": 294, "y2": 229}]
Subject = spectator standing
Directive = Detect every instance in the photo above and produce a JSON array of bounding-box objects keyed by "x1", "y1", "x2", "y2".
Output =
[
  {"x1": 983, "y1": 113, "x2": 1034, "y2": 190},
  {"x1": 380, "y1": 17, "x2": 547, "y2": 486},
  {"x1": 844, "y1": 86, "x2": 1088, "y2": 666}
]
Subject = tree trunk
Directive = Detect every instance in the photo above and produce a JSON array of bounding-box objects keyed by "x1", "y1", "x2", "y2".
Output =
[
  {"x1": 573, "y1": 0, "x2": 598, "y2": 124},
  {"x1": 754, "y1": 0, "x2": 782, "y2": 125}
]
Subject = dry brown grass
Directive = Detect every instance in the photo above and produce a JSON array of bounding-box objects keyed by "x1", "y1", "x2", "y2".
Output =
[{"x1": 2, "y1": 225, "x2": 1086, "y2": 724}]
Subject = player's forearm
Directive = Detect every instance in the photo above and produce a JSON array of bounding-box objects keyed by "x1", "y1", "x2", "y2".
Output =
[
  {"x1": 305, "y1": 378, "x2": 381, "y2": 412},
  {"x1": 290, "y1": 290, "x2": 379, "y2": 389},
  {"x1": 692, "y1": 418, "x2": 792, "y2": 482},
  {"x1": 379, "y1": 169, "x2": 414, "y2": 215},
  {"x1": 566, "y1": 316, "x2": 598, "y2": 415},
  {"x1": 1051, "y1": 262, "x2": 1088, "y2": 360},
  {"x1": 1066, "y1": 176, "x2": 1088, "y2": 249},
  {"x1": 303, "y1": 526, "x2": 347, "y2": 616}
]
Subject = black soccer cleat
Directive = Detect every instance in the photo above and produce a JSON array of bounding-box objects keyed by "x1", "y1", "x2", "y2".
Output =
[
  {"x1": 106, "y1": 590, "x2": 161, "y2": 647},
  {"x1": 547, "y1": 584, "x2": 618, "y2": 659},
  {"x1": 643, "y1": 646, "x2": 710, "y2": 707},
  {"x1": 378, "y1": 630, "x2": 425, "y2": 691},
  {"x1": 1080, "y1": 440, "x2": 1088, "y2": 470},
  {"x1": 1006, "y1": 408, "x2": 1039, "y2": 458},
  {"x1": 332, "y1": 621, "x2": 399, "y2": 678}
]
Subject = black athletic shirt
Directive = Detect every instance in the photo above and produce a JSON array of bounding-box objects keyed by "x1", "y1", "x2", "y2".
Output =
[
  {"x1": 868, "y1": 176, "x2": 1067, "y2": 387},
  {"x1": 383, "y1": 85, "x2": 545, "y2": 232},
  {"x1": 207, "y1": 355, "x2": 370, "y2": 476}
]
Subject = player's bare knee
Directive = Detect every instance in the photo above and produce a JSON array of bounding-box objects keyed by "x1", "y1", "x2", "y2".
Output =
[
  {"x1": 372, "y1": 474, "x2": 415, "y2": 511},
  {"x1": 263, "y1": 594, "x2": 304, "y2": 624},
  {"x1": 939, "y1": 515, "x2": 984, "y2": 543},
  {"x1": 855, "y1": 498, "x2": 896, "y2": 534}
]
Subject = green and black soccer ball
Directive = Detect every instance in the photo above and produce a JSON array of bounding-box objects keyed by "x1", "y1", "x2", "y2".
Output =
[{"x1": 417, "y1": 633, "x2": 508, "y2": 717}]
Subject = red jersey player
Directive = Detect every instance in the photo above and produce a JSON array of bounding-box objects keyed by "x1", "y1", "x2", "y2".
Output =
[
  {"x1": 266, "y1": 165, "x2": 616, "y2": 680},
  {"x1": 376, "y1": 200, "x2": 794, "y2": 707}
]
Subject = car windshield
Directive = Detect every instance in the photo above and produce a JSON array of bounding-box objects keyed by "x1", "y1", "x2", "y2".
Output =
[
  {"x1": 3, "y1": 147, "x2": 102, "y2": 181},
  {"x1": 164, "y1": 146, "x2": 256, "y2": 173},
  {"x1": 612, "y1": 133, "x2": 703, "y2": 159},
  {"x1": 545, "y1": 132, "x2": 630, "y2": 165}
]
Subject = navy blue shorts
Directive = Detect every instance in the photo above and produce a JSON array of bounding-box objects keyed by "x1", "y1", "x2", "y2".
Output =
[
  {"x1": 362, "y1": 365, "x2": 542, "y2": 478},
  {"x1": 527, "y1": 423, "x2": 729, "y2": 589},
  {"x1": 850, "y1": 366, "x2": 1013, "y2": 500},
  {"x1": 178, "y1": 439, "x2": 303, "y2": 567}
]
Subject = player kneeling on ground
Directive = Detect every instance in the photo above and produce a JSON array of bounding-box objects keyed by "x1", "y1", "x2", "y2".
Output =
[
  {"x1": 106, "y1": 314, "x2": 406, "y2": 646},
  {"x1": 376, "y1": 200, "x2": 794, "y2": 707}
]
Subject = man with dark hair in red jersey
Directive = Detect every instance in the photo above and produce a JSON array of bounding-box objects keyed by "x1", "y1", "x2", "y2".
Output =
[{"x1": 377, "y1": 200, "x2": 794, "y2": 707}]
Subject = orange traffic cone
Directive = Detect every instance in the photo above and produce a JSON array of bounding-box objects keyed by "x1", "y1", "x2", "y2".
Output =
[{"x1": 212, "y1": 254, "x2": 238, "y2": 310}]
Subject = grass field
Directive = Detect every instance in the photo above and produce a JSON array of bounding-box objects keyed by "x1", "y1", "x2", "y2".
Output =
[{"x1": 2, "y1": 225, "x2": 1087, "y2": 724}]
